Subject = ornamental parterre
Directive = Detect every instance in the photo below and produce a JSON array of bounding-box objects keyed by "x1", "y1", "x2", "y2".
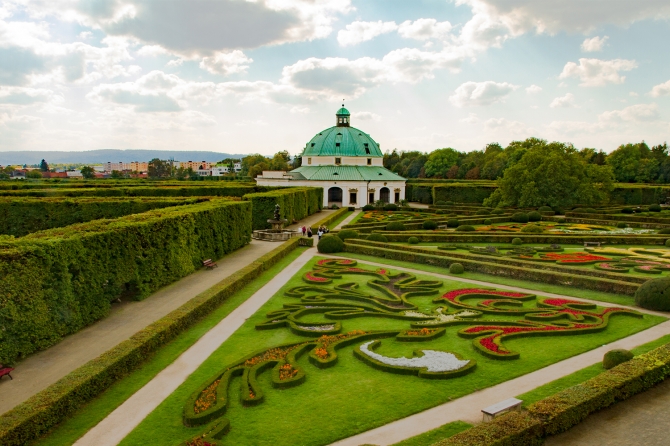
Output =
[{"x1": 180, "y1": 259, "x2": 643, "y2": 444}]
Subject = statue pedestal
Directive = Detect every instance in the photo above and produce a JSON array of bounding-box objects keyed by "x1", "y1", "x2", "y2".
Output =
[{"x1": 251, "y1": 218, "x2": 302, "y2": 242}]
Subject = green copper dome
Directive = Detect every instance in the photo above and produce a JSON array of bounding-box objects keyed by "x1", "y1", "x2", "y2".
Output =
[
  {"x1": 336, "y1": 107, "x2": 350, "y2": 116},
  {"x1": 302, "y1": 126, "x2": 383, "y2": 157}
]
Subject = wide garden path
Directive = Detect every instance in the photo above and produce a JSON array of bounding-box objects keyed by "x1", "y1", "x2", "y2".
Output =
[
  {"x1": 0, "y1": 211, "x2": 332, "y2": 415},
  {"x1": 334, "y1": 210, "x2": 361, "y2": 230},
  {"x1": 326, "y1": 256, "x2": 670, "y2": 446},
  {"x1": 73, "y1": 247, "x2": 320, "y2": 446},
  {"x1": 544, "y1": 375, "x2": 670, "y2": 446}
]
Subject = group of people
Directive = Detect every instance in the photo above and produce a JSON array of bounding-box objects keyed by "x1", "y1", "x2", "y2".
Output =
[{"x1": 301, "y1": 225, "x2": 330, "y2": 239}]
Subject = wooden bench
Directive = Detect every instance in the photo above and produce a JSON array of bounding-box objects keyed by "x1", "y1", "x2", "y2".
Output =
[
  {"x1": 584, "y1": 242, "x2": 602, "y2": 248},
  {"x1": 481, "y1": 398, "x2": 523, "y2": 422},
  {"x1": 202, "y1": 259, "x2": 218, "y2": 269},
  {"x1": 0, "y1": 367, "x2": 14, "y2": 380}
]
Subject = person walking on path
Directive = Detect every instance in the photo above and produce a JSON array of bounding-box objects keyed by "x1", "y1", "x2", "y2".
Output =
[
  {"x1": 307, "y1": 227, "x2": 313, "y2": 238},
  {"x1": 317, "y1": 228, "x2": 323, "y2": 240},
  {"x1": 301, "y1": 226, "x2": 306, "y2": 236}
]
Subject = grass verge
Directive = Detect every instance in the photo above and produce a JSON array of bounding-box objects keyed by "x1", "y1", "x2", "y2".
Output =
[
  {"x1": 392, "y1": 421, "x2": 472, "y2": 446},
  {"x1": 31, "y1": 247, "x2": 307, "y2": 446}
]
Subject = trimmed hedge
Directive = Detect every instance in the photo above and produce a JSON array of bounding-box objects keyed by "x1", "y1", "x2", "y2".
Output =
[
  {"x1": 408, "y1": 236, "x2": 420, "y2": 244},
  {"x1": 449, "y1": 263, "x2": 464, "y2": 274},
  {"x1": 0, "y1": 200, "x2": 252, "y2": 365},
  {"x1": 0, "y1": 197, "x2": 200, "y2": 236},
  {"x1": 0, "y1": 237, "x2": 303, "y2": 446},
  {"x1": 337, "y1": 229, "x2": 359, "y2": 241},
  {"x1": 434, "y1": 342, "x2": 670, "y2": 446},
  {"x1": 317, "y1": 235, "x2": 344, "y2": 253},
  {"x1": 603, "y1": 349, "x2": 633, "y2": 369},
  {"x1": 367, "y1": 233, "x2": 388, "y2": 243},
  {"x1": 243, "y1": 187, "x2": 322, "y2": 230},
  {"x1": 0, "y1": 184, "x2": 262, "y2": 198},
  {"x1": 423, "y1": 220, "x2": 438, "y2": 230},
  {"x1": 432, "y1": 184, "x2": 497, "y2": 204},
  {"x1": 386, "y1": 221, "x2": 407, "y2": 231},
  {"x1": 634, "y1": 276, "x2": 670, "y2": 311}
]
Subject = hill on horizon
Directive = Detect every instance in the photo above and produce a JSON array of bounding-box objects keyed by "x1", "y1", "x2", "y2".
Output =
[{"x1": 0, "y1": 149, "x2": 248, "y2": 165}]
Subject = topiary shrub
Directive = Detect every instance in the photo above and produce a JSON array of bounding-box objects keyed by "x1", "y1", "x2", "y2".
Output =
[
  {"x1": 367, "y1": 233, "x2": 388, "y2": 243},
  {"x1": 617, "y1": 222, "x2": 627, "y2": 228},
  {"x1": 491, "y1": 209, "x2": 504, "y2": 215},
  {"x1": 635, "y1": 276, "x2": 670, "y2": 311},
  {"x1": 579, "y1": 207, "x2": 597, "y2": 213},
  {"x1": 408, "y1": 236, "x2": 419, "y2": 244},
  {"x1": 383, "y1": 203, "x2": 398, "y2": 211},
  {"x1": 512, "y1": 212, "x2": 529, "y2": 223},
  {"x1": 446, "y1": 218, "x2": 459, "y2": 228},
  {"x1": 658, "y1": 228, "x2": 670, "y2": 234},
  {"x1": 666, "y1": 239, "x2": 670, "y2": 247},
  {"x1": 649, "y1": 204, "x2": 662, "y2": 212},
  {"x1": 436, "y1": 210, "x2": 446, "y2": 214},
  {"x1": 337, "y1": 229, "x2": 359, "y2": 241},
  {"x1": 528, "y1": 211, "x2": 542, "y2": 222},
  {"x1": 362, "y1": 204, "x2": 375, "y2": 211},
  {"x1": 621, "y1": 207, "x2": 634, "y2": 214},
  {"x1": 386, "y1": 221, "x2": 406, "y2": 231},
  {"x1": 603, "y1": 349, "x2": 634, "y2": 370},
  {"x1": 422, "y1": 220, "x2": 438, "y2": 230},
  {"x1": 512, "y1": 237, "x2": 523, "y2": 245},
  {"x1": 449, "y1": 263, "x2": 464, "y2": 274},
  {"x1": 435, "y1": 201, "x2": 447, "y2": 206},
  {"x1": 484, "y1": 219, "x2": 492, "y2": 225},
  {"x1": 456, "y1": 225, "x2": 475, "y2": 232},
  {"x1": 538, "y1": 206, "x2": 552, "y2": 212},
  {"x1": 520, "y1": 224, "x2": 543, "y2": 233},
  {"x1": 556, "y1": 218, "x2": 567, "y2": 224},
  {"x1": 476, "y1": 209, "x2": 490, "y2": 215},
  {"x1": 317, "y1": 235, "x2": 344, "y2": 253}
]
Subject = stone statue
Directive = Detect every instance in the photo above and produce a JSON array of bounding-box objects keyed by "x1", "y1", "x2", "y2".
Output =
[{"x1": 273, "y1": 204, "x2": 281, "y2": 221}]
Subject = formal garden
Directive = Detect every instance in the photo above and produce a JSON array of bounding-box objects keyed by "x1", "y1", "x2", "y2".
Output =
[{"x1": 3, "y1": 179, "x2": 670, "y2": 446}]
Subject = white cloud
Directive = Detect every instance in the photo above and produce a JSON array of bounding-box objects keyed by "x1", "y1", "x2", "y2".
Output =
[
  {"x1": 352, "y1": 111, "x2": 381, "y2": 121},
  {"x1": 449, "y1": 81, "x2": 518, "y2": 107},
  {"x1": 559, "y1": 58, "x2": 637, "y2": 87},
  {"x1": 397, "y1": 18, "x2": 452, "y2": 41},
  {"x1": 581, "y1": 36, "x2": 608, "y2": 52},
  {"x1": 78, "y1": 31, "x2": 92, "y2": 40},
  {"x1": 630, "y1": 91, "x2": 639, "y2": 97},
  {"x1": 289, "y1": 106, "x2": 309, "y2": 114},
  {"x1": 525, "y1": 84, "x2": 542, "y2": 94},
  {"x1": 484, "y1": 117, "x2": 530, "y2": 135},
  {"x1": 199, "y1": 51, "x2": 253, "y2": 76},
  {"x1": 649, "y1": 80, "x2": 670, "y2": 97},
  {"x1": 137, "y1": 45, "x2": 170, "y2": 57},
  {"x1": 599, "y1": 103, "x2": 659, "y2": 122},
  {"x1": 550, "y1": 92, "x2": 576, "y2": 108},
  {"x1": 0, "y1": 86, "x2": 60, "y2": 105},
  {"x1": 459, "y1": 113, "x2": 480, "y2": 123},
  {"x1": 337, "y1": 21, "x2": 397, "y2": 46},
  {"x1": 166, "y1": 59, "x2": 184, "y2": 67}
]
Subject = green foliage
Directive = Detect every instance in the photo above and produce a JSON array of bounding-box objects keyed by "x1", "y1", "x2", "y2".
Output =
[
  {"x1": 527, "y1": 211, "x2": 541, "y2": 222},
  {"x1": 0, "y1": 197, "x2": 200, "y2": 236},
  {"x1": 0, "y1": 237, "x2": 302, "y2": 446},
  {"x1": 383, "y1": 203, "x2": 398, "y2": 211},
  {"x1": 483, "y1": 219, "x2": 492, "y2": 225},
  {"x1": 386, "y1": 221, "x2": 406, "y2": 231},
  {"x1": 26, "y1": 170, "x2": 42, "y2": 179},
  {"x1": 337, "y1": 229, "x2": 359, "y2": 241},
  {"x1": 538, "y1": 206, "x2": 552, "y2": 212},
  {"x1": 603, "y1": 349, "x2": 633, "y2": 370},
  {"x1": 484, "y1": 140, "x2": 614, "y2": 208},
  {"x1": 433, "y1": 184, "x2": 497, "y2": 204},
  {"x1": 423, "y1": 148, "x2": 461, "y2": 178},
  {"x1": 520, "y1": 224, "x2": 543, "y2": 234},
  {"x1": 491, "y1": 209, "x2": 504, "y2": 215},
  {"x1": 456, "y1": 225, "x2": 475, "y2": 232},
  {"x1": 475, "y1": 209, "x2": 491, "y2": 215},
  {"x1": 635, "y1": 276, "x2": 670, "y2": 310},
  {"x1": 616, "y1": 222, "x2": 627, "y2": 228},
  {"x1": 621, "y1": 207, "x2": 634, "y2": 214},
  {"x1": 666, "y1": 239, "x2": 670, "y2": 247},
  {"x1": 658, "y1": 228, "x2": 670, "y2": 234},
  {"x1": 449, "y1": 263, "x2": 464, "y2": 274},
  {"x1": 0, "y1": 200, "x2": 252, "y2": 365},
  {"x1": 362, "y1": 204, "x2": 375, "y2": 211},
  {"x1": 0, "y1": 184, "x2": 260, "y2": 198},
  {"x1": 80, "y1": 166, "x2": 96, "y2": 179},
  {"x1": 512, "y1": 212, "x2": 529, "y2": 223},
  {"x1": 408, "y1": 236, "x2": 419, "y2": 244},
  {"x1": 243, "y1": 187, "x2": 322, "y2": 230},
  {"x1": 447, "y1": 218, "x2": 459, "y2": 228},
  {"x1": 422, "y1": 220, "x2": 438, "y2": 230},
  {"x1": 649, "y1": 204, "x2": 662, "y2": 212},
  {"x1": 512, "y1": 238, "x2": 523, "y2": 245},
  {"x1": 317, "y1": 235, "x2": 344, "y2": 253},
  {"x1": 366, "y1": 233, "x2": 388, "y2": 243}
]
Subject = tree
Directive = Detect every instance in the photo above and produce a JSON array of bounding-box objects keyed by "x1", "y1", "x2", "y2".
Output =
[
  {"x1": 606, "y1": 142, "x2": 651, "y2": 182},
  {"x1": 423, "y1": 148, "x2": 460, "y2": 177},
  {"x1": 26, "y1": 170, "x2": 42, "y2": 179},
  {"x1": 484, "y1": 140, "x2": 614, "y2": 208},
  {"x1": 111, "y1": 170, "x2": 124, "y2": 179},
  {"x1": 270, "y1": 152, "x2": 290, "y2": 171},
  {"x1": 80, "y1": 166, "x2": 95, "y2": 179},
  {"x1": 39, "y1": 159, "x2": 49, "y2": 172},
  {"x1": 148, "y1": 158, "x2": 170, "y2": 178}
]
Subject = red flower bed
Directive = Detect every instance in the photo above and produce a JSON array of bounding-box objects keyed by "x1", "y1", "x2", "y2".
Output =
[
  {"x1": 541, "y1": 252, "x2": 612, "y2": 264},
  {"x1": 542, "y1": 298, "x2": 580, "y2": 307},
  {"x1": 305, "y1": 272, "x2": 328, "y2": 282},
  {"x1": 442, "y1": 288, "x2": 529, "y2": 302}
]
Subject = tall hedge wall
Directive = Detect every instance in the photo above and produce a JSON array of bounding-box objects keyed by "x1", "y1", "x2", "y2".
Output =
[
  {"x1": 0, "y1": 200, "x2": 251, "y2": 365},
  {"x1": 0, "y1": 185, "x2": 266, "y2": 198},
  {"x1": 433, "y1": 184, "x2": 498, "y2": 204},
  {"x1": 0, "y1": 181, "x2": 254, "y2": 190},
  {"x1": 0, "y1": 197, "x2": 201, "y2": 236},
  {"x1": 243, "y1": 187, "x2": 323, "y2": 230}
]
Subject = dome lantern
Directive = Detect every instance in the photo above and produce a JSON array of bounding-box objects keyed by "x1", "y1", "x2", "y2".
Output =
[{"x1": 336, "y1": 103, "x2": 350, "y2": 127}]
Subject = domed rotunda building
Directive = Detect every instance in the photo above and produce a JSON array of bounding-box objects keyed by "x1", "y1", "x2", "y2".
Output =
[{"x1": 255, "y1": 106, "x2": 406, "y2": 208}]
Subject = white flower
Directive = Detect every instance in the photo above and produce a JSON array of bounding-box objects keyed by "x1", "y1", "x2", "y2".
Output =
[{"x1": 359, "y1": 341, "x2": 470, "y2": 372}]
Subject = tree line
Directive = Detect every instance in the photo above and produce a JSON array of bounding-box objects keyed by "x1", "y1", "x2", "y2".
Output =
[{"x1": 383, "y1": 139, "x2": 669, "y2": 183}]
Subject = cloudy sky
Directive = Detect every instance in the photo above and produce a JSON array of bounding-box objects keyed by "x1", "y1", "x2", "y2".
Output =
[{"x1": 1, "y1": 0, "x2": 670, "y2": 157}]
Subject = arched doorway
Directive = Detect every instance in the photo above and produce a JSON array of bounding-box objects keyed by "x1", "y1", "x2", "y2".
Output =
[
  {"x1": 328, "y1": 187, "x2": 343, "y2": 207},
  {"x1": 379, "y1": 187, "x2": 390, "y2": 203}
]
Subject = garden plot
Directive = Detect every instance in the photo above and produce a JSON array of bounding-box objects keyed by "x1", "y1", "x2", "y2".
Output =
[{"x1": 119, "y1": 257, "x2": 663, "y2": 446}]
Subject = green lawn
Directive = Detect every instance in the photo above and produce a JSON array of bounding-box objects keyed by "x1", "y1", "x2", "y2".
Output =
[
  {"x1": 328, "y1": 209, "x2": 354, "y2": 229},
  {"x1": 392, "y1": 421, "x2": 472, "y2": 446},
  {"x1": 120, "y1": 256, "x2": 664, "y2": 446},
  {"x1": 338, "y1": 252, "x2": 639, "y2": 306},
  {"x1": 31, "y1": 247, "x2": 309, "y2": 446}
]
